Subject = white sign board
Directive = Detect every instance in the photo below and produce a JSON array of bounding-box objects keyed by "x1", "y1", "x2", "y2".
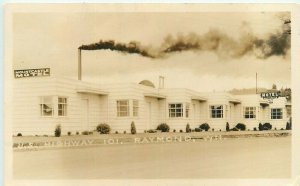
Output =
[{"x1": 14, "y1": 68, "x2": 50, "y2": 78}]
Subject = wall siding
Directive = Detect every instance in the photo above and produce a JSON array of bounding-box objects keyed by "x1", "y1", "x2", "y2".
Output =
[{"x1": 12, "y1": 77, "x2": 291, "y2": 135}]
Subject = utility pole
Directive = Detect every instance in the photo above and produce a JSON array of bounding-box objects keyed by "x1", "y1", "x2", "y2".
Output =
[{"x1": 256, "y1": 72, "x2": 258, "y2": 94}]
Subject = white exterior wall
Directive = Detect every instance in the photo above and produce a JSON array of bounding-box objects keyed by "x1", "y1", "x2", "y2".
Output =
[
  {"x1": 101, "y1": 83, "x2": 162, "y2": 133},
  {"x1": 12, "y1": 77, "x2": 291, "y2": 135},
  {"x1": 236, "y1": 95, "x2": 262, "y2": 130},
  {"x1": 268, "y1": 97, "x2": 290, "y2": 129},
  {"x1": 159, "y1": 89, "x2": 207, "y2": 131},
  {"x1": 205, "y1": 92, "x2": 232, "y2": 131},
  {"x1": 236, "y1": 95, "x2": 290, "y2": 130},
  {"x1": 163, "y1": 89, "x2": 191, "y2": 131},
  {"x1": 13, "y1": 77, "x2": 106, "y2": 135}
]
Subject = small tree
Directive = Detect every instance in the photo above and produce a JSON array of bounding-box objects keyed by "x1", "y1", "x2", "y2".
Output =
[
  {"x1": 186, "y1": 123, "x2": 191, "y2": 133},
  {"x1": 286, "y1": 122, "x2": 291, "y2": 130},
  {"x1": 131, "y1": 121, "x2": 137, "y2": 134},
  {"x1": 55, "y1": 124, "x2": 61, "y2": 137},
  {"x1": 226, "y1": 122, "x2": 230, "y2": 132}
]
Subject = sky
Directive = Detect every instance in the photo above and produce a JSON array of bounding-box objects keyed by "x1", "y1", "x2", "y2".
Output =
[{"x1": 13, "y1": 12, "x2": 291, "y2": 91}]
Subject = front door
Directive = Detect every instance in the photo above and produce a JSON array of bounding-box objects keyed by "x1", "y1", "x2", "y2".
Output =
[
  {"x1": 193, "y1": 104, "x2": 196, "y2": 126},
  {"x1": 81, "y1": 99, "x2": 89, "y2": 131},
  {"x1": 147, "y1": 102, "x2": 152, "y2": 130}
]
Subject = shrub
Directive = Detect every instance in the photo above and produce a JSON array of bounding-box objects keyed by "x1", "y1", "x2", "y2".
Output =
[
  {"x1": 157, "y1": 123, "x2": 170, "y2": 132},
  {"x1": 258, "y1": 123, "x2": 263, "y2": 131},
  {"x1": 67, "y1": 131, "x2": 71, "y2": 136},
  {"x1": 195, "y1": 128, "x2": 202, "y2": 132},
  {"x1": 96, "y1": 123, "x2": 111, "y2": 134},
  {"x1": 76, "y1": 131, "x2": 79, "y2": 135},
  {"x1": 212, "y1": 128, "x2": 215, "y2": 132},
  {"x1": 115, "y1": 131, "x2": 119, "y2": 134},
  {"x1": 226, "y1": 122, "x2": 230, "y2": 132},
  {"x1": 123, "y1": 131, "x2": 127, "y2": 134},
  {"x1": 235, "y1": 123, "x2": 246, "y2": 131},
  {"x1": 180, "y1": 129, "x2": 183, "y2": 133},
  {"x1": 262, "y1": 123, "x2": 272, "y2": 130},
  {"x1": 199, "y1": 123, "x2": 210, "y2": 131},
  {"x1": 144, "y1": 130, "x2": 147, "y2": 133},
  {"x1": 82, "y1": 131, "x2": 89, "y2": 135},
  {"x1": 54, "y1": 124, "x2": 61, "y2": 137},
  {"x1": 186, "y1": 123, "x2": 191, "y2": 133},
  {"x1": 274, "y1": 127, "x2": 277, "y2": 130},
  {"x1": 17, "y1": 133, "x2": 22, "y2": 137},
  {"x1": 219, "y1": 129, "x2": 222, "y2": 132},
  {"x1": 232, "y1": 127, "x2": 239, "y2": 131},
  {"x1": 147, "y1": 129, "x2": 157, "y2": 133},
  {"x1": 254, "y1": 127, "x2": 257, "y2": 131},
  {"x1": 173, "y1": 129, "x2": 176, "y2": 133},
  {"x1": 131, "y1": 121, "x2": 137, "y2": 134},
  {"x1": 281, "y1": 128, "x2": 284, "y2": 130}
]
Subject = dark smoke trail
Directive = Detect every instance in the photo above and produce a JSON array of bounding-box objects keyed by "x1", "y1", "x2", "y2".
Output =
[
  {"x1": 78, "y1": 40, "x2": 155, "y2": 58},
  {"x1": 162, "y1": 28, "x2": 290, "y2": 59},
  {"x1": 253, "y1": 31, "x2": 290, "y2": 58},
  {"x1": 79, "y1": 21, "x2": 290, "y2": 59}
]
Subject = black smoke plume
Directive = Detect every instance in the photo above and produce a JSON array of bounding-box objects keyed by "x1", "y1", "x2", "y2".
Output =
[
  {"x1": 162, "y1": 28, "x2": 290, "y2": 59},
  {"x1": 79, "y1": 40, "x2": 155, "y2": 58},
  {"x1": 79, "y1": 22, "x2": 290, "y2": 59}
]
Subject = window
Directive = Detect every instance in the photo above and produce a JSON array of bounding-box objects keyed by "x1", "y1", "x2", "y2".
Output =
[
  {"x1": 186, "y1": 103, "x2": 190, "y2": 118},
  {"x1": 58, "y1": 97, "x2": 67, "y2": 116},
  {"x1": 244, "y1": 107, "x2": 256, "y2": 119},
  {"x1": 117, "y1": 100, "x2": 129, "y2": 117},
  {"x1": 271, "y1": 108, "x2": 283, "y2": 119},
  {"x1": 40, "y1": 97, "x2": 53, "y2": 116},
  {"x1": 133, "y1": 100, "x2": 139, "y2": 117},
  {"x1": 210, "y1": 105, "x2": 223, "y2": 118},
  {"x1": 169, "y1": 103, "x2": 183, "y2": 118}
]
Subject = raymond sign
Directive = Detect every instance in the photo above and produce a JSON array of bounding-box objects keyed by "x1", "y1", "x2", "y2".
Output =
[
  {"x1": 260, "y1": 91, "x2": 281, "y2": 100},
  {"x1": 14, "y1": 68, "x2": 50, "y2": 78}
]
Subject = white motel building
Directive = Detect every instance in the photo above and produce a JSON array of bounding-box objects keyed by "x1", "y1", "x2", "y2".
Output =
[{"x1": 12, "y1": 68, "x2": 292, "y2": 136}]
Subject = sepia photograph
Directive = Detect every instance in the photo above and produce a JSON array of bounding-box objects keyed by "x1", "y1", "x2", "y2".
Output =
[{"x1": 4, "y1": 3, "x2": 299, "y2": 186}]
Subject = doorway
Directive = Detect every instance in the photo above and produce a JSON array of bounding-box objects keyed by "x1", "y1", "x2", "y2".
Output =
[
  {"x1": 147, "y1": 102, "x2": 152, "y2": 130},
  {"x1": 81, "y1": 99, "x2": 89, "y2": 131}
]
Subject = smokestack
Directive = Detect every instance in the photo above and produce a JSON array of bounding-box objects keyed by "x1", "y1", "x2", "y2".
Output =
[
  {"x1": 78, "y1": 49, "x2": 82, "y2": 80},
  {"x1": 159, "y1": 76, "x2": 165, "y2": 89}
]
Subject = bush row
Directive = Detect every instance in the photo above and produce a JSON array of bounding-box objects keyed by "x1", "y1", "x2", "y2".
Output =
[{"x1": 16, "y1": 119, "x2": 292, "y2": 137}]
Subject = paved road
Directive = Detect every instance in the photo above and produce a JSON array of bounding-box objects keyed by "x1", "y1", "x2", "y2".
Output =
[{"x1": 13, "y1": 137, "x2": 291, "y2": 179}]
